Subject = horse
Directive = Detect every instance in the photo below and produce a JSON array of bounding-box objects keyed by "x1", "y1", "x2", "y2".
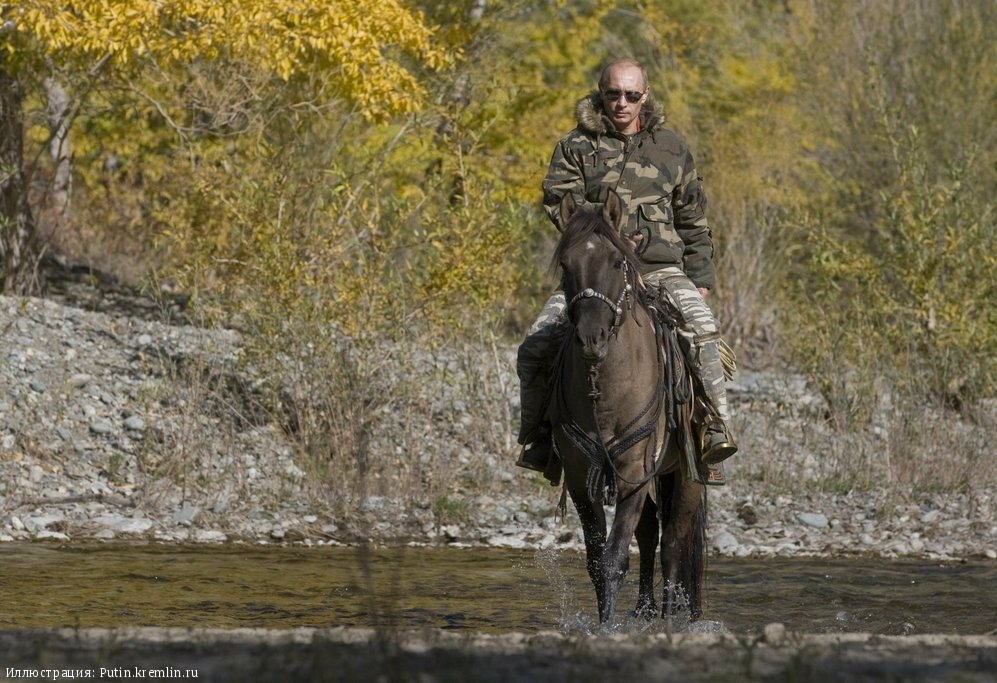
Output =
[{"x1": 548, "y1": 189, "x2": 708, "y2": 625}]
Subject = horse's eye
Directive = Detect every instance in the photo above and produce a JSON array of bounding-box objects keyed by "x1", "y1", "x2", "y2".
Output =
[{"x1": 614, "y1": 258, "x2": 625, "y2": 270}]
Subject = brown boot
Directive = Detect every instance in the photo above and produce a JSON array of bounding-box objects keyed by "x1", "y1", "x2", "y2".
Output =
[{"x1": 687, "y1": 337, "x2": 738, "y2": 465}]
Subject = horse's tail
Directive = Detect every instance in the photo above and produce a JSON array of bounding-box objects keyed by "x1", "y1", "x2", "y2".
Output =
[
  {"x1": 686, "y1": 487, "x2": 708, "y2": 620},
  {"x1": 661, "y1": 472, "x2": 709, "y2": 621}
]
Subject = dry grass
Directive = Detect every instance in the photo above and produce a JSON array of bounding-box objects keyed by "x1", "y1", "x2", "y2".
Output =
[{"x1": 727, "y1": 368, "x2": 997, "y2": 503}]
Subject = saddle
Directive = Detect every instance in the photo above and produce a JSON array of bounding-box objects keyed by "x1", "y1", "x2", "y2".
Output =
[{"x1": 648, "y1": 301, "x2": 728, "y2": 487}]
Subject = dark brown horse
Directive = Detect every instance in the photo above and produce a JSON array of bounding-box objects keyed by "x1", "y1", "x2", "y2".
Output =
[{"x1": 548, "y1": 190, "x2": 708, "y2": 624}]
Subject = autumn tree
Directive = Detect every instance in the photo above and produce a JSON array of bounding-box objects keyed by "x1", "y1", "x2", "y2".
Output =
[{"x1": 0, "y1": 0, "x2": 450, "y2": 294}]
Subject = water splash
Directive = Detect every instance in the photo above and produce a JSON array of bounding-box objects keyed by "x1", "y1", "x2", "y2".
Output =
[{"x1": 532, "y1": 547, "x2": 725, "y2": 636}]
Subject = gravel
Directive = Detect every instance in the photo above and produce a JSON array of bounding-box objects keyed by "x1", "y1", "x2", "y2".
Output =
[{"x1": 1, "y1": 294, "x2": 995, "y2": 563}]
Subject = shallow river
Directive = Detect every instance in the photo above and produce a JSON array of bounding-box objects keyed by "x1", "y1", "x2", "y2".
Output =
[{"x1": 2, "y1": 544, "x2": 994, "y2": 636}]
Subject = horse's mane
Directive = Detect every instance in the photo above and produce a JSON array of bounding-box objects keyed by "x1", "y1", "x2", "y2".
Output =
[{"x1": 551, "y1": 204, "x2": 639, "y2": 274}]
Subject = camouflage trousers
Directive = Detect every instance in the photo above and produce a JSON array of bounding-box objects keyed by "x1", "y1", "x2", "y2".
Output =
[{"x1": 516, "y1": 266, "x2": 733, "y2": 445}]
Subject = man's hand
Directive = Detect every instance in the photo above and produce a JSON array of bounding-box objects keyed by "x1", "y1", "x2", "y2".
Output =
[
  {"x1": 698, "y1": 287, "x2": 710, "y2": 301},
  {"x1": 627, "y1": 232, "x2": 644, "y2": 252}
]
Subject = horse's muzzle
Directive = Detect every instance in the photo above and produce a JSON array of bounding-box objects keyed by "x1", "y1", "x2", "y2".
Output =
[{"x1": 577, "y1": 331, "x2": 609, "y2": 364}]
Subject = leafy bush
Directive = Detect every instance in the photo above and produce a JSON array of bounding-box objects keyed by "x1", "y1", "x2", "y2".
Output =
[{"x1": 784, "y1": 0, "x2": 997, "y2": 427}]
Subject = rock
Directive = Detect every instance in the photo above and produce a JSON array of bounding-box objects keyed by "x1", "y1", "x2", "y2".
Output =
[
  {"x1": 712, "y1": 530, "x2": 739, "y2": 554},
  {"x1": 23, "y1": 513, "x2": 64, "y2": 533},
  {"x1": 737, "y1": 502, "x2": 759, "y2": 525},
  {"x1": 920, "y1": 509, "x2": 941, "y2": 524},
  {"x1": 797, "y1": 512, "x2": 829, "y2": 529},
  {"x1": 362, "y1": 496, "x2": 392, "y2": 512},
  {"x1": 89, "y1": 418, "x2": 114, "y2": 435},
  {"x1": 487, "y1": 534, "x2": 527, "y2": 549},
  {"x1": 34, "y1": 529, "x2": 70, "y2": 541},
  {"x1": 193, "y1": 529, "x2": 228, "y2": 543},
  {"x1": 94, "y1": 515, "x2": 155, "y2": 534},
  {"x1": 172, "y1": 504, "x2": 200, "y2": 525},
  {"x1": 70, "y1": 374, "x2": 93, "y2": 388},
  {"x1": 763, "y1": 622, "x2": 787, "y2": 645},
  {"x1": 123, "y1": 415, "x2": 147, "y2": 432}
]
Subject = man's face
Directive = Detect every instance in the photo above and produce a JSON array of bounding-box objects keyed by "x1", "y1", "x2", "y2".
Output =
[{"x1": 600, "y1": 65, "x2": 647, "y2": 134}]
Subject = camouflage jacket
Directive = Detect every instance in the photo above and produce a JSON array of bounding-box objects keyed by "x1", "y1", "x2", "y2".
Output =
[{"x1": 542, "y1": 92, "x2": 716, "y2": 289}]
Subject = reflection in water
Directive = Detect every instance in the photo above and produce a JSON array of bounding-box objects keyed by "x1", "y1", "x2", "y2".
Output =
[{"x1": 1, "y1": 544, "x2": 993, "y2": 636}]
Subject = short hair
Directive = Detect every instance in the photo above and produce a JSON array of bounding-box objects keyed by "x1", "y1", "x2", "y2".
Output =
[{"x1": 599, "y1": 58, "x2": 648, "y2": 90}]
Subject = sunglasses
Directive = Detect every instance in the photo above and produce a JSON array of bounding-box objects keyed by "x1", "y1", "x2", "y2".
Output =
[{"x1": 601, "y1": 88, "x2": 645, "y2": 104}]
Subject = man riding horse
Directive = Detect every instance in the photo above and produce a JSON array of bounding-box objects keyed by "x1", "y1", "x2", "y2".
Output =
[{"x1": 517, "y1": 57, "x2": 738, "y2": 483}]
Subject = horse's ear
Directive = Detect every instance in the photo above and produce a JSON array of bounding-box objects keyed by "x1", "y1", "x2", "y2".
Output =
[
  {"x1": 603, "y1": 189, "x2": 625, "y2": 233},
  {"x1": 558, "y1": 193, "x2": 577, "y2": 233}
]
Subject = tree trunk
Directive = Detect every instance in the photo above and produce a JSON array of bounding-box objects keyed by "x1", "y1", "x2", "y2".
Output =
[
  {"x1": 45, "y1": 76, "x2": 73, "y2": 222},
  {"x1": 0, "y1": 59, "x2": 41, "y2": 294}
]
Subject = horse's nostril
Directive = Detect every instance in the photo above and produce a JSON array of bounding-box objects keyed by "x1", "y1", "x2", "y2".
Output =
[{"x1": 579, "y1": 339, "x2": 607, "y2": 363}]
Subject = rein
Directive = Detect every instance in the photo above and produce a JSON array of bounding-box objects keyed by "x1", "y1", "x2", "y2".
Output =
[{"x1": 556, "y1": 263, "x2": 678, "y2": 502}]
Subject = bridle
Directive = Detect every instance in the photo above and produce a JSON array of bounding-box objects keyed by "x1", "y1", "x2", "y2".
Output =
[{"x1": 566, "y1": 258, "x2": 635, "y2": 334}]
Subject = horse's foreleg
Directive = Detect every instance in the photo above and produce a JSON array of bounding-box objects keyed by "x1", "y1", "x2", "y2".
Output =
[
  {"x1": 633, "y1": 495, "x2": 659, "y2": 619},
  {"x1": 570, "y1": 495, "x2": 608, "y2": 617},
  {"x1": 600, "y1": 485, "x2": 649, "y2": 623}
]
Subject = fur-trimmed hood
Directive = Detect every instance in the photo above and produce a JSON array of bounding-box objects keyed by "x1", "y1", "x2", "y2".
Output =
[{"x1": 574, "y1": 90, "x2": 667, "y2": 136}]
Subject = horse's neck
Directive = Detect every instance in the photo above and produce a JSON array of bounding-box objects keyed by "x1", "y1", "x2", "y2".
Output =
[
  {"x1": 613, "y1": 304, "x2": 657, "y2": 358},
  {"x1": 588, "y1": 305, "x2": 659, "y2": 394},
  {"x1": 562, "y1": 304, "x2": 662, "y2": 445}
]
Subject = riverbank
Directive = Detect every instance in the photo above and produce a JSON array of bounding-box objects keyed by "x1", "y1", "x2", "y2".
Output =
[
  {"x1": 3, "y1": 291, "x2": 997, "y2": 682},
  {"x1": 3, "y1": 626, "x2": 996, "y2": 683},
  {"x1": 1, "y1": 293, "x2": 995, "y2": 562}
]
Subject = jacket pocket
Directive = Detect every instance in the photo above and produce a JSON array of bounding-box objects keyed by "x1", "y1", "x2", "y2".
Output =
[
  {"x1": 638, "y1": 201, "x2": 673, "y2": 227},
  {"x1": 637, "y1": 201, "x2": 683, "y2": 264}
]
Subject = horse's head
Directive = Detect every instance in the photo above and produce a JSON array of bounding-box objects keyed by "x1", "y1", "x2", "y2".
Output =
[{"x1": 553, "y1": 190, "x2": 637, "y2": 364}]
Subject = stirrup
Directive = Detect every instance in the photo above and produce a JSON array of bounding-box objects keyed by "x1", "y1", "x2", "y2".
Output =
[{"x1": 698, "y1": 420, "x2": 738, "y2": 465}]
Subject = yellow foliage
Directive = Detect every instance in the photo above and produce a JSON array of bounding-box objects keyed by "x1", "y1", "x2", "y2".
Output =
[
  {"x1": 9, "y1": 0, "x2": 453, "y2": 119},
  {"x1": 13, "y1": 0, "x2": 993, "y2": 394}
]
